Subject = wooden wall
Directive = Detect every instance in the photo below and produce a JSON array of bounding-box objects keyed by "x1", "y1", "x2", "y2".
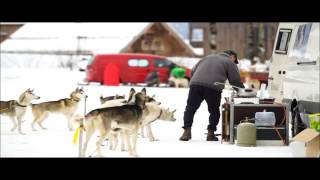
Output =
[{"x1": 189, "y1": 23, "x2": 279, "y2": 60}]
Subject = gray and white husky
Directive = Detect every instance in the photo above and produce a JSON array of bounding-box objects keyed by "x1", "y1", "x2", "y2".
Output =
[
  {"x1": 81, "y1": 88, "x2": 147, "y2": 157},
  {"x1": 31, "y1": 87, "x2": 86, "y2": 131},
  {"x1": 0, "y1": 88, "x2": 40, "y2": 134}
]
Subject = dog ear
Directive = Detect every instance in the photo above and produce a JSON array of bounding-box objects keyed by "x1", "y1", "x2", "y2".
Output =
[
  {"x1": 129, "y1": 88, "x2": 135, "y2": 96},
  {"x1": 172, "y1": 109, "x2": 177, "y2": 113},
  {"x1": 100, "y1": 94, "x2": 103, "y2": 99},
  {"x1": 152, "y1": 94, "x2": 155, "y2": 98},
  {"x1": 115, "y1": 94, "x2": 119, "y2": 99},
  {"x1": 128, "y1": 88, "x2": 135, "y2": 102},
  {"x1": 141, "y1": 88, "x2": 146, "y2": 95},
  {"x1": 130, "y1": 88, "x2": 135, "y2": 94}
]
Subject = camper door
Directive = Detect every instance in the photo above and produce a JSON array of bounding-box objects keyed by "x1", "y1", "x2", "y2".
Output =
[
  {"x1": 268, "y1": 26, "x2": 293, "y2": 102},
  {"x1": 284, "y1": 23, "x2": 320, "y2": 104}
]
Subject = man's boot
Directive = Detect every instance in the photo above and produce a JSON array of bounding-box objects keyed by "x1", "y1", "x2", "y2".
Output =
[
  {"x1": 207, "y1": 129, "x2": 218, "y2": 141},
  {"x1": 179, "y1": 127, "x2": 191, "y2": 141}
]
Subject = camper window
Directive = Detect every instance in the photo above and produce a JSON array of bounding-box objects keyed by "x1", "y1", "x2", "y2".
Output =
[
  {"x1": 275, "y1": 29, "x2": 292, "y2": 54},
  {"x1": 291, "y1": 23, "x2": 313, "y2": 60}
]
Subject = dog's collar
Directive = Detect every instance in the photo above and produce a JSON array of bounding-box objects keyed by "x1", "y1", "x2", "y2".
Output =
[
  {"x1": 17, "y1": 102, "x2": 27, "y2": 107},
  {"x1": 157, "y1": 109, "x2": 163, "y2": 119},
  {"x1": 71, "y1": 97, "x2": 81, "y2": 102},
  {"x1": 149, "y1": 109, "x2": 162, "y2": 124}
]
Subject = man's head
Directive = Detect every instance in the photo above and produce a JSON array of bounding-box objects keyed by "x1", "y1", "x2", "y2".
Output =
[{"x1": 224, "y1": 50, "x2": 238, "y2": 64}]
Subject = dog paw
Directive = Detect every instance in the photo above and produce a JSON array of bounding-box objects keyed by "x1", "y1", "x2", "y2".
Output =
[
  {"x1": 149, "y1": 138, "x2": 159, "y2": 141},
  {"x1": 95, "y1": 154, "x2": 104, "y2": 157},
  {"x1": 129, "y1": 152, "x2": 139, "y2": 157}
]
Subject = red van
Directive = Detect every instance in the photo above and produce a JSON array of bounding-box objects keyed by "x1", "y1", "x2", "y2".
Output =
[{"x1": 84, "y1": 53, "x2": 190, "y2": 85}]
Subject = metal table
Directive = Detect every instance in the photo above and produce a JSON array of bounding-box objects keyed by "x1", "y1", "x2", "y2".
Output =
[{"x1": 229, "y1": 103, "x2": 289, "y2": 145}]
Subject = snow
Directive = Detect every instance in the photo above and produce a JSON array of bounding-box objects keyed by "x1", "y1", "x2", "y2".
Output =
[
  {"x1": 0, "y1": 67, "x2": 293, "y2": 157},
  {"x1": 167, "y1": 56, "x2": 200, "y2": 69},
  {"x1": 238, "y1": 59, "x2": 270, "y2": 73},
  {"x1": 1, "y1": 23, "x2": 149, "y2": 54}
]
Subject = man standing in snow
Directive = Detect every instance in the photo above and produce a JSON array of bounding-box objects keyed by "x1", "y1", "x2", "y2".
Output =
[{"x1": 179, "y1": 50, "x2": 244, "y2": 141}]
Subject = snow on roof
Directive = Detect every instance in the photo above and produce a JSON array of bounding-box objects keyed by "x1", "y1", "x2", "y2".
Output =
[
  {"x1": 0, "y1": 23, "x2": 149, "y2": 54},
  {"x1": 1, "y1": 23, "x2": 200, "y2": 56},
  {"x1": 182, "y1": 39, "x2": 204, "y2": 56}
]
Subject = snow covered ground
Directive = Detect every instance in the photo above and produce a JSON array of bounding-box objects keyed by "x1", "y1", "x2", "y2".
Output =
[{"x1": 0, "y1": 68, "x2": 293, "y2": 157}]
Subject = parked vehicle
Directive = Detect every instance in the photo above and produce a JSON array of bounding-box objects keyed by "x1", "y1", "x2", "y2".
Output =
[
  {"x1": 267, "y1": 23, "x2": 319, "y2": 136},
  {"x1": 84, "y1": 53, "x2": 190, "y2": 85}
]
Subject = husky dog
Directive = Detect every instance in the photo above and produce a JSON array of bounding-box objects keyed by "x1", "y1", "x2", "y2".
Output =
[
  {"x1": 81, "y1": 88, "x2": 147, "y2": 157},
  {"x1": 0, "y1": 88, "x2": 40, "y2": 134},
  {"x1": 100, "y1": 94, "x2": 126, "y2": 105},
  {"x1": 100, "y1": 95, "x2": 127, "y2": 109},
  {"x1": 31, "y1": 87, "x2": 86, "y2": 131},
  {"x1": 140, "y1": 104, "x2": 176, "y2": 141},
  {"x1": 139, "y1": 94, "x2": 160, "y2": 139},
  {"x1": 71, "y1": 94, "x2": 127, "y2": 129},
  {"x1": 108, "y1": 91, "x2": 176, "y2": 151},
  {"x1": 108, "y1": 94, "x2": 162, "y2": 151},
  {"x1": 109, "y1": 103, "x2": 177, "y2": 151}
]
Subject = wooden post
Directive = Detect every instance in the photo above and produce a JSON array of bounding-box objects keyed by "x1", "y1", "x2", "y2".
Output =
[
  {"x1": 79, "y1": 116, "x2": 84, "y2": 157},
  {"x1": 79, "y1": 88, "x2": 87, "y2": 157}
]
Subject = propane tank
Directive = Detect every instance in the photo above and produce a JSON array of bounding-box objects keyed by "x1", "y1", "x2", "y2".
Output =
[{"x1": 236, "y1": 117, "x2": 256, "y2": 147}]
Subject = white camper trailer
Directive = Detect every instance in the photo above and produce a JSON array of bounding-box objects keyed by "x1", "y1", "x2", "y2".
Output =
[{"x1": 267, "y1": 23, "x2": 319, "y2": 136}]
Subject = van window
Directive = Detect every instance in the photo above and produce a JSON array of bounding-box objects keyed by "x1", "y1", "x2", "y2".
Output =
[
  {"x1": 275, "y1": 28, "x2": 292, "y2": 54},
  {"x1": 138, "y1": 59, "x2": 149, "y2": 67},
  {"x1": 128, "y1": 59, "x2": 139, "y2": 66},
  {"x1": 154, "y1": 59, "x2": 171, "y2": 68},
  {"x1": 87, "y1": 56, "x2": 94, "y2": 65},
  {"x1": 128, "y1": 59, "x2": 149, "y2": 67}
]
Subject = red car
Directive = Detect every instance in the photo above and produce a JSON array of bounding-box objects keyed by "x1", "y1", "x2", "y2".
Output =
[{"x1": 84, "y1": 53, "x2": 190, "y2": 85}]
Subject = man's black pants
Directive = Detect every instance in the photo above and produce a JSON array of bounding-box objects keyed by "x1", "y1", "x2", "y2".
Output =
[{"x1": 183, "y1": 85, "x2": 222, "y2": 131}]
